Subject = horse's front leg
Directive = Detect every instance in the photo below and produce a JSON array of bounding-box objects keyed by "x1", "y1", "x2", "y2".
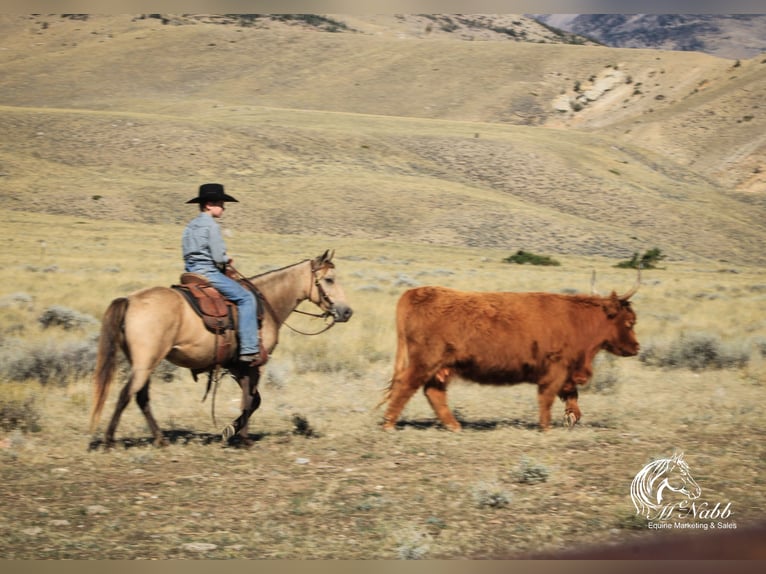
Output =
[{"x1": 221, "y1": 366, "x2": 262, "y2": 446}]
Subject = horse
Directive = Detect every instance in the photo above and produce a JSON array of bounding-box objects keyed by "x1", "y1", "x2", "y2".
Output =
[
  {"x1": 631, "y1": 452, "x2": 702, "y2": 520},
  {"x1": 89, "y1": 249, "x2": 353, "y2": 448}
]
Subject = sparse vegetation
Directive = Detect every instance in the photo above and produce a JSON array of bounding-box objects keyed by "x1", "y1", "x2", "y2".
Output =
[
  {"x1": 513, "y1": 456, "x2": 550, "y2": 484},
  {"x1": 639, "y1": 333, "x2": 751, "y2": 371},
  {"x1": 0, "y1": 14, "x2": 765, "y2": 560},
  {"x1": 615, "y1": 248, "x2": 666, "y2": 269},
  {"x1": 472, "y1": 481, "x2": 512, "y2": 508},
  {"x1": 503, "y1": 250, "x2": 561, "y2": 266}
]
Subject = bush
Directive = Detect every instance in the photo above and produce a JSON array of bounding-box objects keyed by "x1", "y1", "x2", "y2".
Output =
[
  {"x1": 503, "y1": 250, "x2": 561, "y2": 266},
  {"x1": 616, "y1": 248, "x2": 666, "y2": 269},
  {"x1": 472, "y1": 481, "x2": 512, "y2": 508},
  {"x1": 513, "y1": 456, "x2": 550, "y2": 484},
  {"x1": 0, "y1": 336, "x2": 97, "y2": 385},
  {"x1": 639, "y1": 333, "x2": 750, "y2": 371},
  {"x1": 0, "y1": 395, "x2": 41, "y2": 433},
  {"x1": 38, "y1": 306, "x2": 98, "y2": 330}
]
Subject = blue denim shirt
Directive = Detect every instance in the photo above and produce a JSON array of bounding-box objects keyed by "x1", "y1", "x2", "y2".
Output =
[{"x1": 182, "y1": 212, "x2": 228, "y2": 273}]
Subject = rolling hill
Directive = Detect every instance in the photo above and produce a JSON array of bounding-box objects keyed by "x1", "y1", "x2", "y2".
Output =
[{"x1": 0, "y1": 14, "x2": 764, "y2": 265}]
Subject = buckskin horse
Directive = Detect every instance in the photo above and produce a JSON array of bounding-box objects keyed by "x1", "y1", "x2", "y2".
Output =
[{"x1": 90, "y1": 250, "x2": 352, "y2": 448}]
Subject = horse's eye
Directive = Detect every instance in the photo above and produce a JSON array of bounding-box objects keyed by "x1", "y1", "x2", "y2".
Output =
[{"x1": 324, "y1": 277, "x2": 335, "y2": 285}]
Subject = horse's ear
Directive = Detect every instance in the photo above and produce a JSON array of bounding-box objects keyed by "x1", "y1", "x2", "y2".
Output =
[
  {"x1": 322, "y1": 249, "x2": 334, "y2": 263},
  {"x1": 671, "y1": 451, "x2": 685, "y2": 464}
]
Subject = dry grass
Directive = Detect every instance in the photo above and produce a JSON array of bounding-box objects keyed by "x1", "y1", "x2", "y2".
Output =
[
  {"x1": 0, "y1": 15, "x2": 765, "y2": 559},
  {"x1": 1, "y1": 214, "x2": 764, "y2": 559}
]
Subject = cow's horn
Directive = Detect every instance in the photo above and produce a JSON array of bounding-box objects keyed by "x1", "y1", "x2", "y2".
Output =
[
  {"x1": 590, "y1": 270, "x2": 600, "y2": 295},
  {"x1": 621, "y1": 264, "x2": 642, "y2": 300}
]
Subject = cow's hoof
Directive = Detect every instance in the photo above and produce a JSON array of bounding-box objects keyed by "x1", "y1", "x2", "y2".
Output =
[
  {"x1": 221, "y1": 424, "x2": 236, "y2": 441},
  {"x1": 564, "y1": 412, "x2": 577, "y2": 428}
]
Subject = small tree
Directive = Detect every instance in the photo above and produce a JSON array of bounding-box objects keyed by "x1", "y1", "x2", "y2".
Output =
[
  {"x1": 503, "y1": 250, "x2": 561, "y2": 266},
  {"x1": 616, "y1": 248, "x2": 666, "y2": 269}
]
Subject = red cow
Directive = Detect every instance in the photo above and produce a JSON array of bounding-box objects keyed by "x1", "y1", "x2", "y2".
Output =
[{"x1": 378, "y1": 276, "x2": 640, "y2": 431}]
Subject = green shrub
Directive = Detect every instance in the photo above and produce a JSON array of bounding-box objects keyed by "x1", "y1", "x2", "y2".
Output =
[
  {"x1": 503, "y1": 250, "x2": 560, "y2": 266},
  {"x1": 616, "y1": 248, "x2": 666, "y2": 269}
]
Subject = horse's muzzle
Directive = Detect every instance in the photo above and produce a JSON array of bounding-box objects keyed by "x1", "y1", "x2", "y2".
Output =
[{"x1": 331, "y1": 304, "x2": 353, "y2": 323}]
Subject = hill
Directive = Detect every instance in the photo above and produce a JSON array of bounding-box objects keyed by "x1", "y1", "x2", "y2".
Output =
[
  {"x1": 0, "y1": 14, "x2": 764, "y2": 265},
  {"x1": 531, "y1": 14, "x2": 766, "y2": 60}
]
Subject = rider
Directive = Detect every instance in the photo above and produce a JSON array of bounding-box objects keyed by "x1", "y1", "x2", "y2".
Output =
[{"x1": 182, "y1": 183, "x2": 266, "y2": 366}]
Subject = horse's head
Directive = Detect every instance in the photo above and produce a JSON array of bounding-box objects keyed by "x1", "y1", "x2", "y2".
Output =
[
  {"x1": 662, "y1": 452, "x2": 702, "y2": 501},
  {"x1": 310, "y1": 250, "x2": 353, "y2": 323},
  {"x1": 631, "y1": 452, "x2": 702, "y2": 519}
]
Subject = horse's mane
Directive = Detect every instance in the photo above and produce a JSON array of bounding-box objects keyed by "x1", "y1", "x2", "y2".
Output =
[
  {"x1": 248, "y1": 258, "x2": 312, "y2": 281},
  {"x1": 631, "y1": 453, "x2": 689, "y2": 519}
]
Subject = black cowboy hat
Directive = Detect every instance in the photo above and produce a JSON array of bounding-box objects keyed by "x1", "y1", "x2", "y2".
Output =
[{"x1": 186, "y1": 183, "x2": 239, "y2": 204}]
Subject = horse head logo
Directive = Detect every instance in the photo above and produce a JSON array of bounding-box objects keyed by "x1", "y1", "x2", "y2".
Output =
[{"x1": 631, "y1": 452, "x2": 702, "y2": 520}]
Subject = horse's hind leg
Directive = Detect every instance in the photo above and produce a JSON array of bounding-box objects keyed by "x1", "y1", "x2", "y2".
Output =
[
  {"x1": 104, "y1": 368, "x2": 163, "y2": 447},
  {"x1": 136, "y1": 379, "x2": 168, "y2": 447},
  {"x1": 105, "y1": 379, "x2": 134, "y2": 447}
]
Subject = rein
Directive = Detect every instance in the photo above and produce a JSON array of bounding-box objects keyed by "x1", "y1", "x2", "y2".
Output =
[
  {"x1": 283, "y1": 308, "x2": 336, "y2": 336},
  {"x1": 228, "y1": 261, "x2": 337, "y2": 337}
]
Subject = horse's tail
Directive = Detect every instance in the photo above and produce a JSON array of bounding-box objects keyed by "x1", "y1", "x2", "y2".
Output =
[{"x1": 89, "y1": 297, "x2": 129, "y2": 432}]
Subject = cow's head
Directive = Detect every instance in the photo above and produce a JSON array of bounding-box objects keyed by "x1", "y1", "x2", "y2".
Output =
[{"x1": 600, "y1": 268, "x2": 641, "y2": 357}]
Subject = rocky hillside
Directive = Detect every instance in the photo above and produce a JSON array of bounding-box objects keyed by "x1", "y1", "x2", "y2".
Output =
[{"x1": 532, "y1": 14, "x2": 766, "y2": 60}]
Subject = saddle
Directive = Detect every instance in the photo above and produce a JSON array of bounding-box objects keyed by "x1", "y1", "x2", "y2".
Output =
[
  {"x1": 174, "y1": 273, "x2": 238, "y2": 335},
  {"x1": 172, "y1": 272, "x2": 265, "y2": 366}
]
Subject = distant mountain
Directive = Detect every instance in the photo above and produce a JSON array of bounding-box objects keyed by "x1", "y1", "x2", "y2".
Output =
[{"x1": 531, "y1": 14, "x2": 766, "y2": 59}]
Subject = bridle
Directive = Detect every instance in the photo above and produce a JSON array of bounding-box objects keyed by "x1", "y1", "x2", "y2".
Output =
[{"x1": 283, "y1": 260, "x2": 338, "y2": 336}]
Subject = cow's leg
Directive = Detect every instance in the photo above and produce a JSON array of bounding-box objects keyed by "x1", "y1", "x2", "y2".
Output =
[
  {"x1": 382, "y1": 367, "x2": 429, "y2": 430},
  {"x1": 423, "y1": 377, "x2": 461, "y2": 431},
  {"x1": 537, "y1": 369, "x2": 569, "y2": 431},
  {"x1": 559, "y1": 384, "x2": 581, "y2": 428}
]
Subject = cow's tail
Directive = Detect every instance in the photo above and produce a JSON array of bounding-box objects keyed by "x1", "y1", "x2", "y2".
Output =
[
  {"x1": 375, "y1": 313, "x2": 410, "y2": 410},
  {"x1": 89, "y1": 297, "x2": 129, "y2": 433}
]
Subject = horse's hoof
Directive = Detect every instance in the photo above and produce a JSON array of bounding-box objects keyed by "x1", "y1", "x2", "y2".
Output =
[
  {"x1": 564, "y1": 412, "x2": 577, "y2": 429},
  {"x1": 221, "y1": 424, "x2": 236, "y2": 441}
]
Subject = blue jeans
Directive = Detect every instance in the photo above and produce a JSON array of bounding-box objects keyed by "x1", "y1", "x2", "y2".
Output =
[{"x1": 185, "y1": 263, "x2": 259, "y2": 355}]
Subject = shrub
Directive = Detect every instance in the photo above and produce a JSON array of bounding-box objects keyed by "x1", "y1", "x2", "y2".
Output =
[
  {"x1": 513, "y1": 456, "x2": 550, "y2": 484},
  {"x1": 0, "y1": 395, "x2": 41, "y2": 433},
  {"x1": 587, "y1": 355, "x2": 620, "y2": 394},
  {"x1": 472, "y1": 481, "x2": 512, "y2": 508},
  {"x1": 616, "y1": 248, "x2": 666, "y2": 269},
  {"x1": 639, "y1": 333, "x2": 750, "y2": 371},
  {"x1": 0, "y1": 336, "x2": 97, "y2": 385},
  {"x1": 503, "y1": 250, "x2": 561, "y2": 266},
  {"x1": 38, "y1": 306, "x2": 98, "y2": 331}
]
